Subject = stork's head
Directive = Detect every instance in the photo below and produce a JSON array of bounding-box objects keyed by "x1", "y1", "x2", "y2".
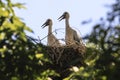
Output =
[
  {"x1": 41, "y1": 19, "x2": 52, "y2": 28},
  {"x1": 58, "y1": 12, "x2": 70, "y2": 21}
]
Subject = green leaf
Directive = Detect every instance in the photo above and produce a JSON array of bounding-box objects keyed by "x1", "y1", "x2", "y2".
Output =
[
  {"x1": 12, "y1": 16, "x2": 24, "y2": 27},
  {"x1": 19, "y1": 32, "x2": 27, "y2": 42},
  {"x1": 24, "y1": 25, "x2": 33, "y2": 32},
  {"x1": 12, "y1": 3, "x2": 26, "y2": 9},
  {"x1": 3, "y1": 21, "x2": 17, "y2": 30},
  {"x1": 0, "y1": 8, "x2": 9, "y2": 17},
  {"x1": 0, "y1": 32, "x2": 5, "y2": 40}
]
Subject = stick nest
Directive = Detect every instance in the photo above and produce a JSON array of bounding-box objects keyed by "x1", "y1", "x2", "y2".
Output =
[{"x1": 44, "y1": 44, "x2": 86, "y2": 78}]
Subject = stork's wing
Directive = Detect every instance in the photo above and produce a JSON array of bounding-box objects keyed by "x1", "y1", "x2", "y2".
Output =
[
  {"x1": 72, "y1": 29, "x2": 83, "y2": 43},
  {"x1": 51, "y1": 34, "x2": 61, "y2": 46}
]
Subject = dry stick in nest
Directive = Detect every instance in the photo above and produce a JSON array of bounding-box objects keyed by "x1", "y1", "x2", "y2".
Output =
[
  {"x1": 46, "y1": 44, "x2": 85, "y2": 79},
  {"x1": 51, "y1": 38, "x2": 85, "y2": 65},
  {"x1": 40, "y1": 28, "x2": 65, "y2": 43},
  {"x1": 48, "y1": 40, "x2": 64, "y2": 65},
  {"x1": 55, "y1": 47, "x2": 64, "y2": 66},
  {"x1": 65, "y1": 39, "x2": 86, "y2": 55},
  {"x1": 47, "y1": 39, "x2": 86, "y2": 63},
  {"x1": 49, "y1": 46, "x2": 84, "y2": 64},
  {"x1": 47, "y1": 46, "x2": 64, "y2": 66}
]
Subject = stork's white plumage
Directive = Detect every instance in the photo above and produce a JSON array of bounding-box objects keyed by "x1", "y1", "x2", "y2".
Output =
[
  {"x1": 58, "y1": 12, "x2": 83, "y2": 45},
  {"x1": 41, "y1": 19, "x2": 61, "y2": 47}
]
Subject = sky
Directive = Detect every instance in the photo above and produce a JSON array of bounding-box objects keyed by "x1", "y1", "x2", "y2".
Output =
[{"x1": 13, "y1": 0, "x2": 113, "y2": 45}]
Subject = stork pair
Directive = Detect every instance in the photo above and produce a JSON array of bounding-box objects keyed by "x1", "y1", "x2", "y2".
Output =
[{"x1": 41, "y1": 12, "x2": 83, "y2": 47}]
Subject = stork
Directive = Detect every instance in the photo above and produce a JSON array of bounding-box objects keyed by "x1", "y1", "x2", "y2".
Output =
[
  {"x1": 58, "y1": 12, "x2": 83, "y2": 45},
  {"x1": 41, "y1": 19, "x2": 61, "y2": 47}
]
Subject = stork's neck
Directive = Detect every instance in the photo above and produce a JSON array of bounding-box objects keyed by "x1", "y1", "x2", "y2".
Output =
[
  {"x1": 65, "y1": 18, "x2": 70, "y2": 29},
  {"x1": 48, "y1": 25, "x2": 52, "y2": 35}
]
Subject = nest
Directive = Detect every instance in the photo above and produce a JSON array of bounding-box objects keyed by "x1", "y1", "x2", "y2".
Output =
[{"x1": 44, "y1": 44, "x2": 86, "y2": 79}]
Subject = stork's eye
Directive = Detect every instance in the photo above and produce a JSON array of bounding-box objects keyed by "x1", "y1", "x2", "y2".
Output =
[{"x1": 46, "y1": 22, "x2": 49, "y2": 25}]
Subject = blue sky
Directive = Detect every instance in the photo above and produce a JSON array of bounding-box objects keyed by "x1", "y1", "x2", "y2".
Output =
[{"x1": 13, "y1": 0, "x2": 113, "y2": 44}]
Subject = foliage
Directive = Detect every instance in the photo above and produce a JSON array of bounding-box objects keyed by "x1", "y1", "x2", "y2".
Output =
[
  {"x1": 0, "y1": 0, "x2": 56, "y2": 80},
  {"x1": 64, "y1": 0, "x2": 120, "y2": 80}
]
